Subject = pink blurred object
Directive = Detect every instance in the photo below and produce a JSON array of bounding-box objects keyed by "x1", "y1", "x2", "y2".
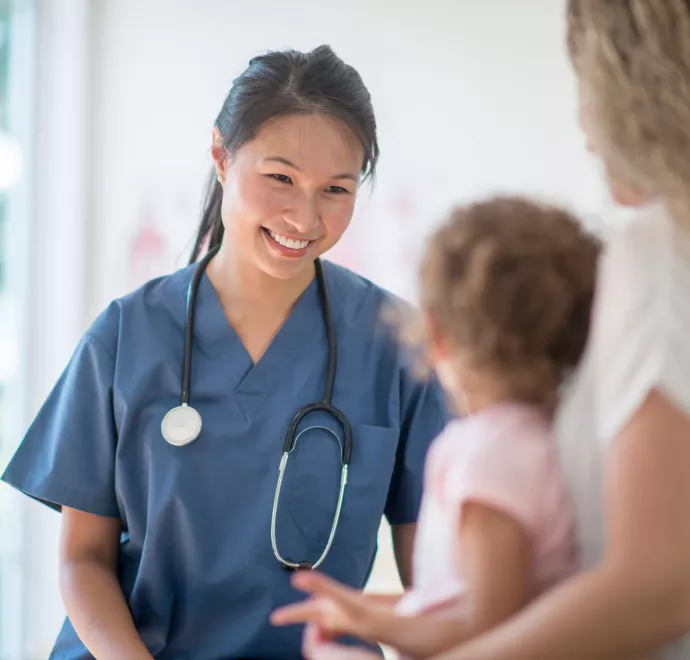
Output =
[{"x1": 128, "y1": 201, "x2": 167, "y2": 289}]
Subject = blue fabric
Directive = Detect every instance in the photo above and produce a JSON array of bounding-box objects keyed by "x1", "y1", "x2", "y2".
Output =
[{"x1": 2, "y1": 260, "x2": 450, "y2": 659}]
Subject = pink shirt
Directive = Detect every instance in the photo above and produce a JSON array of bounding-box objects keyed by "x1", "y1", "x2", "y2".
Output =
[{"x1": 396, "y1": 404, "x2": 578, "y2": 616}]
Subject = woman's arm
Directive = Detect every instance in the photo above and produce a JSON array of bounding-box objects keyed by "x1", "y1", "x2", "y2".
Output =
[
  {"x1": 59, "y1": 507, "x2": 153, "y2": 660},
  {"x1": 431, "y1": 390, "x2": 690, "y2": 660},
  {"x1": 391, "y1": 523, "x2": 416, "y2": 588}
]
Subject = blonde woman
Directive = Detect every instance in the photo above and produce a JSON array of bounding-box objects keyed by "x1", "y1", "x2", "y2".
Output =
[{"x1": 301, "y1": 1, "x2": 690, "y2": 659}]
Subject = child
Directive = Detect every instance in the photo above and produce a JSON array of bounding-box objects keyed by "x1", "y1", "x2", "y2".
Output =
[{"x1": 271, "y1": 196, "x2": 601, "y2": 660}]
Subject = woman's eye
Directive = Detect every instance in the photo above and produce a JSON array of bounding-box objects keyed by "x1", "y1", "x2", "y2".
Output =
[
  {"x1": 325, "y1": 185, "x2": 350, "y2": 195},
  {"x1": 269, "y1": 173, "x2": 293, "y2": 185}
]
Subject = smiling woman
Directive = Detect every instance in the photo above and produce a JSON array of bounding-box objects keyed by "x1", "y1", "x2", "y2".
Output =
[
  {"x1": 190, "y1": 45, "x2": 377, "y2": 265},
  {"x1": 207, "y1": 112, "x2": 363, "y2": 283},
  {"x1": 1, "y1": 44, "x2": 450, "y2": 660}
]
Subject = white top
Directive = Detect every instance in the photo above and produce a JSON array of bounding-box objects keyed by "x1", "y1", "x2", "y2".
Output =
[{"x1": 555, "y1": 202, "x2": 690, "y2": 659}]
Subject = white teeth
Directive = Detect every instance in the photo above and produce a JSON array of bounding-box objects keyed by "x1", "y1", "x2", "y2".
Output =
[{"x1": 267, "y1": 229, "x2": 310, "y2": 250}]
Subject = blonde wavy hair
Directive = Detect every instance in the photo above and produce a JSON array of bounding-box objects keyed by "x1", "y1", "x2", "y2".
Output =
[{"x1": 567, "y1": 0, "x2": 690, "y2": 220}]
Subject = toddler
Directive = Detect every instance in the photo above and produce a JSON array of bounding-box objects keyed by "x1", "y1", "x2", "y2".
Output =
[{"x1": 272, "y1": 197, "x2": 601, "y2": 660}]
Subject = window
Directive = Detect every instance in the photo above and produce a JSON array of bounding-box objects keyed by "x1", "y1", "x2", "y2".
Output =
[{"x1": 0, "y1": 1, "x2": 35, "y2": 658}]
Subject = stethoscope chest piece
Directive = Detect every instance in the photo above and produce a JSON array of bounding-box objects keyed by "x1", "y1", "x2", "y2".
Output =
[{"x1": 161, "y1": 404, "x2": 202, "y2": 447}]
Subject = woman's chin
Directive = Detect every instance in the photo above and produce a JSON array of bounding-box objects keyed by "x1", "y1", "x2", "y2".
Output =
[
  {"x1": 256, "y1": 251, "x2": 317, "y2": 282},
  {"x1": 606, "y1": 173, "x2": 649, "y2": 208}
]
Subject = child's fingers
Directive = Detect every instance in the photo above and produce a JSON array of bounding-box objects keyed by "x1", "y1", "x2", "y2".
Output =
[
  {"x1": 291, "y1": 571, "x2": 359, "y2": 604},
  {"x1": 271, "y1": 599, "x2": 328, "y2": 626},
  {"x1": 307, "y1": 641, "x2": 382, "y2": 660},
  {"x1": 303, "y1": 623, "x2": 382, "y2": 660},
  {"x1": 302, "y1": 622, "x2": 333, "y2": 658},
  {"x1": 304, "y1": 622, "x2": 334, "y2": 646},
  {"x1": 271, "y1": 598, "x2": 345, "y2": 630},
  {"x1": 305, "y1": 642, "x2": 353, "y2": 660},
  {"x1": 302, "y1": 622, "x2": 320, "y2": 656}
]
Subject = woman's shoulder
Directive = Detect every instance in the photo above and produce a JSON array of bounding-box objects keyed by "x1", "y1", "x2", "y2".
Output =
[
  {"x1": 322, "y1": 259, "x2": 408, "y2": 302},
  {"x1": 322, "y1": 260, "x2": 440, "y2": 403},
  {"x1": 322, "y1": 259, "x2": 416, "y2": 327},
  {"x1": 601, "y1": 201, "x2": 690, "y2": 270},
  {"x1": 84, "y1": 265, "x2": 193, "y2": 358},
  {"x1": 596, "y1": 202, "x2": 690, "y2": 326},
  {"x1": 586, "y1": 202, "x2": 690, "y2": 439}
]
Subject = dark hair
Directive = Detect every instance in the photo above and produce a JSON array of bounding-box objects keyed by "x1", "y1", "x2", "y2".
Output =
[
  {"x1": 189, "y1": 44, "x2": 379, "y2": 263},
  {"x1": 418, "y1": 197, "x2": 601, "y2": 409}
]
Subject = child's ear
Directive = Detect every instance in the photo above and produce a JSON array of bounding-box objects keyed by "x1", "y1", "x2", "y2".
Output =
[{"x1": 423, "y1": 313, "x2": 450, "y2": 366}]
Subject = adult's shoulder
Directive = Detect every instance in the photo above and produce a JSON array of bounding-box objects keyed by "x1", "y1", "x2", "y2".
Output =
[
  {"x1": 588, "y1": 202, "x2": 690, "y2": 440},
  {"x1": 594, "y1": 202, "x2": 690, "y2": 329},
  {"x1": 321, "y1": 260, "x2": 437, "y2": 407},
  {"x1": 322, "y1": 260, "x2": 417, "y2": 330},
  {"x1": 599, "y1": 201, "x2": 690, "y2": 273},
  {"x1": 84, "y1": 264, "x2": 194, "y2": 360}
]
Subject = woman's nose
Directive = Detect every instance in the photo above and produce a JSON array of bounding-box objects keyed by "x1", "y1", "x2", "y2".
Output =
[{"x1": 284, "y1": 192, "x2": 321, "y2": 235}]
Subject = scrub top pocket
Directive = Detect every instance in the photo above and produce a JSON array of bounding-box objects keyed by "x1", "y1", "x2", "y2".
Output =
[{"x1": 286, "y1": 423, "x2": 399, "y2": 551}]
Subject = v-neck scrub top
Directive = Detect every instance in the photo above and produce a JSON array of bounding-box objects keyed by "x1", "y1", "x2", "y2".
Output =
[{"x1": 2, "y1": 260, "x2": 449, "y2": 659}]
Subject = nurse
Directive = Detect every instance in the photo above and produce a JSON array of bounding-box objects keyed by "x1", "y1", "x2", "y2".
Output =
[{"x1": 1, "y1": 45, "x2": 448, "y2": 659}]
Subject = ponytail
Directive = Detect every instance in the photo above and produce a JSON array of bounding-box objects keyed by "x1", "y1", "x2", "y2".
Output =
[{"x1": 189, "y1": 168, "x2": 225, "y2": 264}]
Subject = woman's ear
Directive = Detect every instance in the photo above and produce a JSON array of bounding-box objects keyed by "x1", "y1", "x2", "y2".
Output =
[{"x1": 211, "y1": 127, "x2": 227, "y2": 184}]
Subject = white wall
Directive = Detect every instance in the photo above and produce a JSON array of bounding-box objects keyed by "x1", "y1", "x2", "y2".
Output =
[
  {"x1": 15, "y1": 1, "x2": 93, "y2": 657},
  {"x1": 18, "y1": 1, "x2": 606, "y2": 656},
  {"x1": 90, "y1": 0, "x2": 605, "y2": 314}
]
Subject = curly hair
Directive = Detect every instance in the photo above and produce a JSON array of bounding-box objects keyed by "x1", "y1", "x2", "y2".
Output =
[
  {"x1": 418, "y1": 197, "x2": 601, "y2": 409},
  {"x1": 566, "y1": 0, "x2": 690, "y2": 221}
]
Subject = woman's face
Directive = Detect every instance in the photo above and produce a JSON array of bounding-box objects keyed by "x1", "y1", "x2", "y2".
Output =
[
  {"x1": 213, "y1": 113, "x2": 364, "y2": 281},
  {"x1": 577, "y1": 85, "x2": 648, "y2": 208}
]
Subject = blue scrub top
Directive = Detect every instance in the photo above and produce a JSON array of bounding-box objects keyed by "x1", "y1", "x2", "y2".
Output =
[{"x1": 2, "y1": 260, "x2": 450, "y2": 659}]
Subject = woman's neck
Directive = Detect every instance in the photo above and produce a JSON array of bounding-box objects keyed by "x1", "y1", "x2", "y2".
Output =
[{"x1": 206, "y1": 241, "x2": 316, "y2": 321}]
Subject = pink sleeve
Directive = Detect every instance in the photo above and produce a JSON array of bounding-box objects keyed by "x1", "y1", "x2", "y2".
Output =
[{"x1": 437, "y1": 431, "x2": 552, "y2": 535}]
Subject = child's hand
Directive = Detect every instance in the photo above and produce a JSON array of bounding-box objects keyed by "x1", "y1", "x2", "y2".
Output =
[
  {"x1": 302, "y1": 624, "x2": 389, "y2": 660},
  {"x1": 270, "y1": 571, "x2": 390, "y2": 641}
]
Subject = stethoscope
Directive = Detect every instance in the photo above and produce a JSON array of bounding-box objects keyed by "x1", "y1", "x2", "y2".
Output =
[{"x1": 160, "y1": 246, "x2": 352, "y2": 570}]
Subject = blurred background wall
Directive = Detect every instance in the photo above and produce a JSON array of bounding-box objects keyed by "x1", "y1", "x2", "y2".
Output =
[{"x1": 0, "y1": 0, "x2": 605, "y2": 657}]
